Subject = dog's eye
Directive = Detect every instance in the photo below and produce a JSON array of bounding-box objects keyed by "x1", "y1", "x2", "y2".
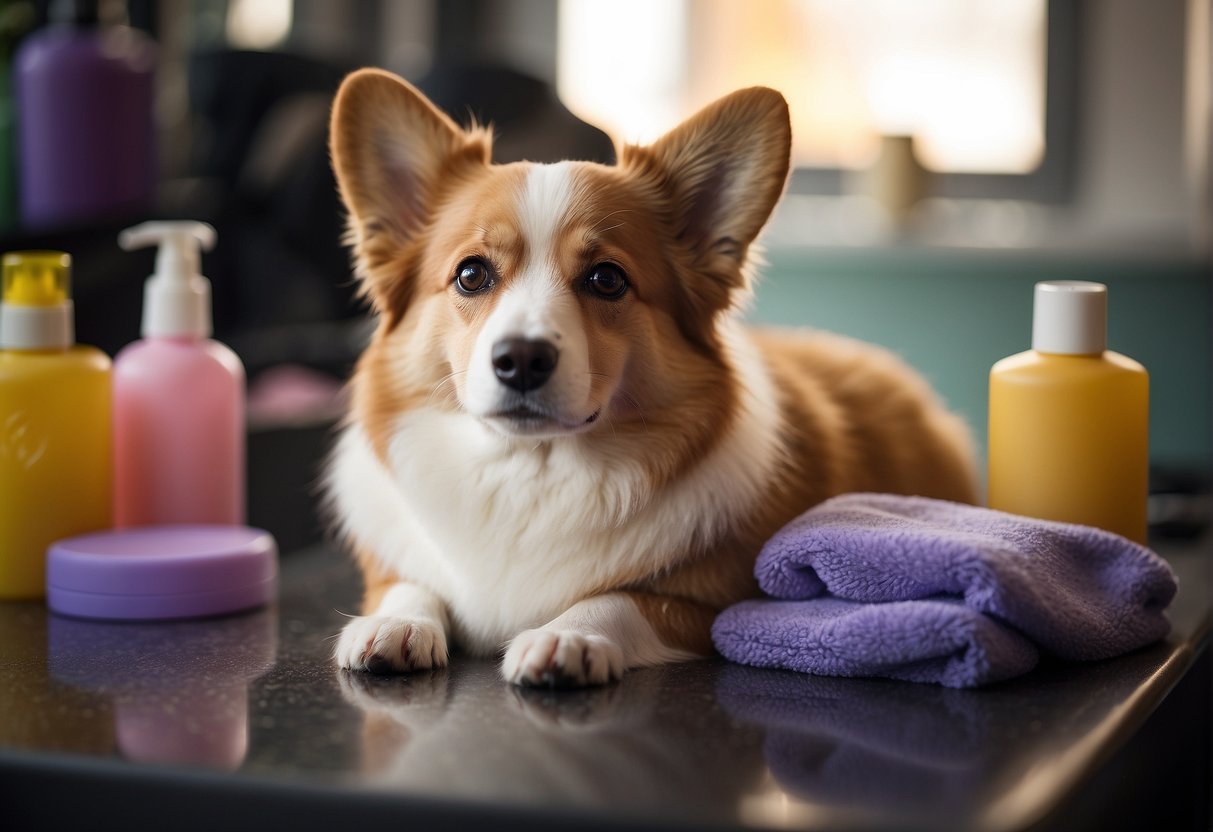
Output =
[
  {"x1": 584, "y1": 264, "x2": 628, "y2": 300},
  {"x1": 454, "y1": 259, "x2": 494, "y2": 295}
]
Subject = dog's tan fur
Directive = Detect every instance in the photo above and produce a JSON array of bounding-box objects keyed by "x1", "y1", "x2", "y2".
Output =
[{"x1": 329, "y1": 69, "x2": 978, "y2": 681}]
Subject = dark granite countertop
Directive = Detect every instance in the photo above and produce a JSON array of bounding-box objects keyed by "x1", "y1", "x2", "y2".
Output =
[{"x1": 1, "y1": 539, "x2": 1208, "y2": 832}]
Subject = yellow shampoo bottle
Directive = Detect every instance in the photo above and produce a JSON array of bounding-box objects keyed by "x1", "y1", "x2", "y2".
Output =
[
  {"x1": 0, "y1": 252, "x2": 111, "y2": 598},
  {"x1": 988, "y1": 281, "x2": 1148, "y2": 544}
]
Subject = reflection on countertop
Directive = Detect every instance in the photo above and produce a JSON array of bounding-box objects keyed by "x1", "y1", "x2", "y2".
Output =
[
  {"x1": 337, "y1": 662, "x2": 766, "y2": 824},
  {"x1": 47, "y1": 611, "x2": 277, "y2": 770},
  {"x1": 0, "y1": 540, "x2": 1208, "y2": 832}
]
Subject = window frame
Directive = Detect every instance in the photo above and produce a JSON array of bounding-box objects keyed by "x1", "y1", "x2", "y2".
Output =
[{"x1": 787, "y1": 0, "x2": 1079, "y2": 204}]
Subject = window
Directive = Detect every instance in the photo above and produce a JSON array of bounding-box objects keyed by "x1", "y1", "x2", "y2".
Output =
[{"x1": 558, "y1": 0, "x2": 1075, "y2": 201}]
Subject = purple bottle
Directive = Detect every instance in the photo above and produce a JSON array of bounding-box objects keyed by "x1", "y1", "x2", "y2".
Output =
[{"x1": 14, "y1": 0, "x2": 156, "y2": 229}]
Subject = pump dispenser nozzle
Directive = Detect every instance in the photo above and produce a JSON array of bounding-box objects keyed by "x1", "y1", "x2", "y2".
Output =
[{"x1": 119, "y1": 221, "x2": 216, "y2": 338}]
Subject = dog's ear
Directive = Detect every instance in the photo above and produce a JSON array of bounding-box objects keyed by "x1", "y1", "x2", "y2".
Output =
[
  {"x1": 621, "y1": 88, "x2": 790, "y2": 317},
  {"x1": 330, "y1": 69, "x2": 491, "y2": 314}
]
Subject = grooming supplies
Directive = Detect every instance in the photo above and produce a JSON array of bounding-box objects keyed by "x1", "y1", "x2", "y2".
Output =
[
  {"x1": 988, "y1": 281, "x2": 1149, "y2": 543},
  {"x1": 14, "y1": 0, "x2": 156, "y2": 227},
  {"x1": 0, "y1": 251, "x2": 111, "y2": 598},
  {"x1": 113, "y1": 221, "x2": 246, "y2": 526},
  {"x1": 47, "y1": 525, "x2": 276, "y2": 620}
]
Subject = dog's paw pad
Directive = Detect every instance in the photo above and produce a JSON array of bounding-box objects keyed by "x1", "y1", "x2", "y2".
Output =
[
  {"x1": 335, "y1": 615, "x2": 448, "y2": 673},
  {"x1": 501, "y1": 629, "x2": 623, "y2": 687}
]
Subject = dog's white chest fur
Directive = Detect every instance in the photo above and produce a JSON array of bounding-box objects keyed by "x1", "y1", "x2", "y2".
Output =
[{"x1": 327, "y1": 326, "x2": 783, "y2": 654}]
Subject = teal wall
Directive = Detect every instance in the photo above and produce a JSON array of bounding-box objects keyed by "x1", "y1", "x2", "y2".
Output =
[{"x1": 747, "y1": 248, "x2": 1211, "y2": 475}]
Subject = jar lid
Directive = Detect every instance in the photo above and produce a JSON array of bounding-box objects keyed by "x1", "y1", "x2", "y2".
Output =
[{"x1": 47, "y1": 526, "x2": 277, "y2": 621}]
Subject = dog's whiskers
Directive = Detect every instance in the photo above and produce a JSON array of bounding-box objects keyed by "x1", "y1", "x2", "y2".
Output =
[
  {"x1": 616, "y1": 392, "x2": 649, "y2": 433},
  {"x1": 587, "y1": 209, "x2": 632, "y2": 236},
  {"x1": 426, "y1": 370, "x2": 466, "y2": 408},
  {"x1": 585, "y1": 372, "x2": 648, "y2": 434},
  {"x1": 600, "y1": 407, "x2": 619, "y2": 442}
]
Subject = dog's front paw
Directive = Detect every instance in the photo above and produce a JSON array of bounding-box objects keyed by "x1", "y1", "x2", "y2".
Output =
[
  {"x1": 335, "y1": 615, "x2": 448, "y2": 674},
  {"x1": 501, "y1": 629, "x2": 624, "y2": 688}
]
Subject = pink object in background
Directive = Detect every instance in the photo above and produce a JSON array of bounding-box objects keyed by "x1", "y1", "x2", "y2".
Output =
[{"x1": 112, "y1": 221, "x2": 246, "y2": 527}]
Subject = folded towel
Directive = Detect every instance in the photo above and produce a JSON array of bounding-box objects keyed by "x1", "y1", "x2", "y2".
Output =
[
  {"x1": 712, "y1": 493, "x2": 1178, "y2": 688},
  {"x1": 716, "y1": 596, "x2": 1039, "y2": 687}
]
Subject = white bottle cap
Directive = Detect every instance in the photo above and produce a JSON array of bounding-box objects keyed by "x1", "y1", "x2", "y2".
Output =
[
  {"x1": 1031, "y1": 280, "x2": 1107, "y2": 355},
  {"x1": 118, "y1": 221, "x2": 217, "y2": 339}
]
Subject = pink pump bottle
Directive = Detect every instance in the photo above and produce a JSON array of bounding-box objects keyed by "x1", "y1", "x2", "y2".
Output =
[{"x1": 113, "y1": 221, "x2": 245, "y2": 527}]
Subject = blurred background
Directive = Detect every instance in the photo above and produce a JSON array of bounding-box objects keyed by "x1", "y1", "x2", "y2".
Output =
[{"x1": 0, "y1": 0, "x2": 1208, "y2": 549}]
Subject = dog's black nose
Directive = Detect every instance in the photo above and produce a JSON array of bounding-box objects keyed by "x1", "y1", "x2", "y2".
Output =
[{"x1": 492, "y1": 338, "x2": 559, "y2": 392}]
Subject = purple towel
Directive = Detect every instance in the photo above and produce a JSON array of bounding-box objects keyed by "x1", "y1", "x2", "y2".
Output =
[{"x1": 712, "y1": 493, "x2": 1178, "y2": 688}]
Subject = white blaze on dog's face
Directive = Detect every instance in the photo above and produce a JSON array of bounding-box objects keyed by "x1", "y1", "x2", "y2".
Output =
[
  {"x1": 462, "y1": 166, "x2": 588, "y2": 433},
  {"x1": 439, "y1": 162, "x2": 634, "y2": 438},
  {"x1": 330, "y1": 70, "x2": 791, "y2": 445}
]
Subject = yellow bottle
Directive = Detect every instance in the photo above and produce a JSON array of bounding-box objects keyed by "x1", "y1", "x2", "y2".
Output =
[
  {"x1": 0, "y1": 252, "x2": 111, "y2": 599},
  {"x1": 989, "y1": 281, "x2": 1148, "y2": 544}
]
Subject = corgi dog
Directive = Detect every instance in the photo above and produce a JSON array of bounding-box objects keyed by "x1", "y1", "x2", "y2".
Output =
[{"x1": 327, "y1": 69, "x2": 978, "y2": 687}]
